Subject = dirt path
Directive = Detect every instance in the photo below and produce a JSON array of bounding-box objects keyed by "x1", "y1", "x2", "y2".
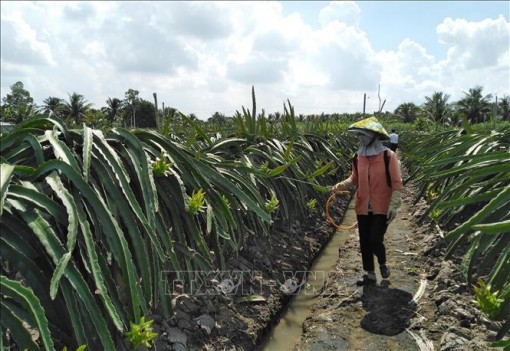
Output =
[{"x1": 292, "y1": 183, "x2": 428, "y2": 350}]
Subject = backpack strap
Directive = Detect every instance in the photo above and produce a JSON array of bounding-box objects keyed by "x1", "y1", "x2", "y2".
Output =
[
  {"x1": 352, "y1": 151, "x2": 392, "y2": 187},
  {"x1": 383, "y1": 150, "x2": 392, "y2": 187}
]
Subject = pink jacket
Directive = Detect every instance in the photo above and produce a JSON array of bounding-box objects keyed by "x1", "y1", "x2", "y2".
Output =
[{"x1": 349, "y1": 150, "x2": 403, "y2": 215}]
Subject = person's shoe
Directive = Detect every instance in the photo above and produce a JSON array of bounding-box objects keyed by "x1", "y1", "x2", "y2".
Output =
[
  {"x1": 380, "y1": 264, "x2": 391, "y2": 279},
  {"x1": 356, "y1": 272, "x2": 376, "y2": 286}
]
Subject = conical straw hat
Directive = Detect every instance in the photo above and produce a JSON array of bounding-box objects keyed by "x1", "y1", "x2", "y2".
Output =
[{"x1": 348, "y1": 116, "x2": 389, "y2": 140}]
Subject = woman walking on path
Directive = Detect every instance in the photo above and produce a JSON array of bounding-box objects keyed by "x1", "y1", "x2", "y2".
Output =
[{"x1": 331, "y1": 116, "x2": 403, "y2": 285}]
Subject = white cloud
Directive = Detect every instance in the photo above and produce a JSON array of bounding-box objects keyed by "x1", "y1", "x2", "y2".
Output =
[
  {"x1": 166, "y1": 2, "x2": 233, "y2": 40},
  {"x1": 312, "y1": 21, "x2": 380, "y2": 91},
  {"x1": 1, "y1": 1, "x2": 508, "y2": 119},
  {"x1": 438, "y1": 15, "x2": 509, "y2": 69},
  {"x1": 318, "y1": 1, "x2": 361, "y2": 27},
  {"x1": 62, "y1": 2, "x2": 96, "y2": 22},
  {"x1": 377, "y1": 40, "x2": 441, "y2": 108},
  {"x1": 434, "y1": 15, "x2": 509, "y2": 101},
  {"x1": 0, "y1": 12, "x2": 56, "y2": 66}
]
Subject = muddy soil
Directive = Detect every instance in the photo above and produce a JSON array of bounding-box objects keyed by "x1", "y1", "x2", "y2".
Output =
[{"x1": 128, "y1": 180, "x2": 507, "y2": 350}]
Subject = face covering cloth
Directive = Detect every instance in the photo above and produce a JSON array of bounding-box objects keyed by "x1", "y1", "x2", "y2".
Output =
[{"x1": 354, "y1": 130, "x2": 388, "y2": 156}]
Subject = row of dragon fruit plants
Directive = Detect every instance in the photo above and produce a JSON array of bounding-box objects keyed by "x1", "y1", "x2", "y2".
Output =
[
  {"x1": 0, "y1": 100, "x2": 357, "y2": 350},
  {"x1": 401, "y1": 126, "x2": 510, "y2": 347}
]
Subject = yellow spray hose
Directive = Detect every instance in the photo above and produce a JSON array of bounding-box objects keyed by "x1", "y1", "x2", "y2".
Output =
[{"x1": 325, "y1": 190, "x2": 358, "y2": 231}]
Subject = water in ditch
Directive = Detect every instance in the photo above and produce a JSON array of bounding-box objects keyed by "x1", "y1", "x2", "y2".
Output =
[{"x1": 257, "y1": 199, "x2": 357, "y2": 351}]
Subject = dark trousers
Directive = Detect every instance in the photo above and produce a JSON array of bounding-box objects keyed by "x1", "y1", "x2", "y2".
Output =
[
  {"x1": 389, "y1": 143, "x2": 398, "y2": 151},
  {"x1": 357, "y1": 213, "x2": 388, "y2": 272}
]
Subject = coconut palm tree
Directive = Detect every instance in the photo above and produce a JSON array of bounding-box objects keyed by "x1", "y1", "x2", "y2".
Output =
[
  {"x1": 394, "y1": 102, "x2": 419, "y2": 123},
  {"x1": 208, "y1": 112, "x2": 228, "y2": 129},
  {"x1": 423, "y1": 91, "x2": 452, "y2": 126},
  {"x1": 62, "y1": 92, "x2": 93, "y2": 125},
  {"x1": 456, "y1": 86, "x2": 493, "y2": 124},
  {"x1": 41, "y1": 96, "x2": 64, "y2": 117},
  {"x1": 498, "y1": 95, "x2": 510, "y2": 121},
  {"x1": 103, "y1": 97, "x2": 123, "y2": 124}
]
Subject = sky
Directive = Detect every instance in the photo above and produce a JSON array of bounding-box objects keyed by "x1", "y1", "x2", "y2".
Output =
[{"x1": 1, "y1": 1, "x2": 509, "y2": 120}]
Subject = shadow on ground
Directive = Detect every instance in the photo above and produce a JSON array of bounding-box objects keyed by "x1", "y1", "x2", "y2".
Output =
[{"x1": 360, "y1": 282, "x2": 415, "y2": 336}]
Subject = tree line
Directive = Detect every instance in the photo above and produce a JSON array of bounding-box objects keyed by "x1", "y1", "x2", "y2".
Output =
[{"x1": 1, "y1": 81, "x2": 509, "y2": 132}]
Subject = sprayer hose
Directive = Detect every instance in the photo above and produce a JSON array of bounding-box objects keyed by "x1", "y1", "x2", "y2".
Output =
[{"x1": 325, "y1": 191, "x2": 358, "y2": 231}]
